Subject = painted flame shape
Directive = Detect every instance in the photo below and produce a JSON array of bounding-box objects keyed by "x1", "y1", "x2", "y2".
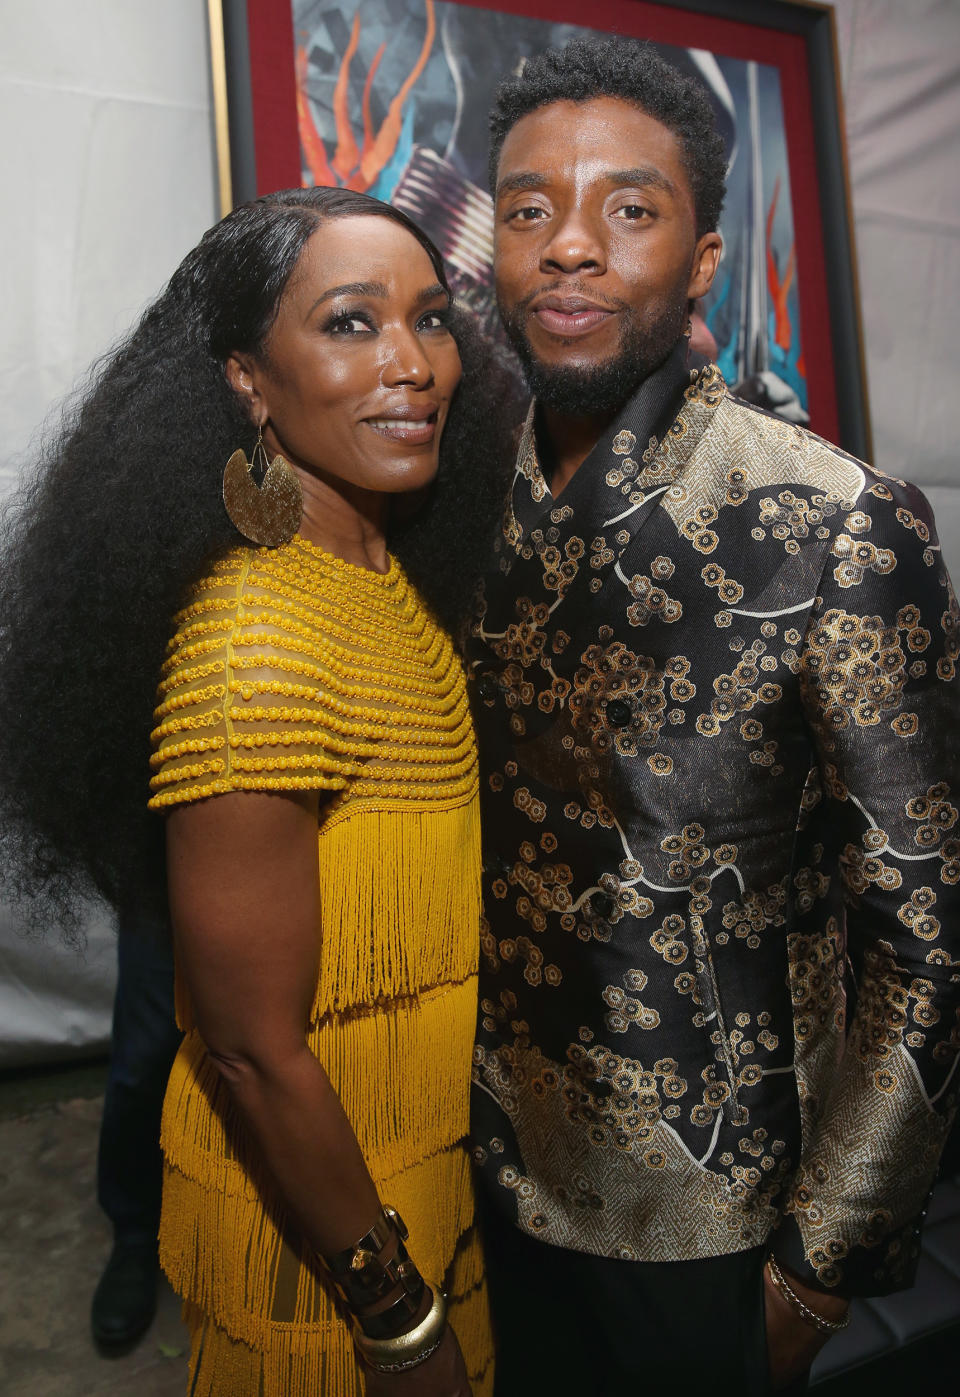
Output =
[
  {"x1": 297, "y1": 0, "x2": 435, "y2": 192},
  {"x1": 766, "y1": 176, "x2": 797, "y2": 353}
]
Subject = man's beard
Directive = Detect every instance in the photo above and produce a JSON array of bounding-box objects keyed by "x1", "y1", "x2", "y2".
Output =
[{"x1": 499, "y1": 288, "x2": 689, "y2": 418}]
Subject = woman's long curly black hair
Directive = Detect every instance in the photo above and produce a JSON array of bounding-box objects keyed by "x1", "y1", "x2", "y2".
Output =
[{"x1": 0, "y1": 186, "x2": 521, "y2": 936}]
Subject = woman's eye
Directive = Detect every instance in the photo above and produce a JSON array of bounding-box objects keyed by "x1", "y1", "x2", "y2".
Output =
[
  {"x1": 328, "y1": 312, "x2": 372, "y2": 335},
  {"x1": 417, "y1": 309, "x2": 449, "y2": 331}
]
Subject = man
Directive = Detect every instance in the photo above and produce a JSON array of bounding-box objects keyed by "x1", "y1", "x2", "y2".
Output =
[
  {"x1": 91, "y1": 908, "x2": 180, "y2": 1348},
  {"x1": 467, "y1": 36, "x2": 960, "y2": 1392}
]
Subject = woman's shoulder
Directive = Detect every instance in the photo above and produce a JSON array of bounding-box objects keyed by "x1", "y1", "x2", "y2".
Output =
[
  {"x1": 161, "y1": 537, "x2": 360, "y2": 679},
  {"x1": 162, "y1": 548, "x2": 250, "y2": 660},
  {"x1": 148, "y1": 541, "x2": 356, "y2": 810}
]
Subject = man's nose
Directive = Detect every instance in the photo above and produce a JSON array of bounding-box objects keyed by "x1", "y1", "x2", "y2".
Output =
[{"x1": 540, "y1": 210, "x2": 606, "y2": 275}]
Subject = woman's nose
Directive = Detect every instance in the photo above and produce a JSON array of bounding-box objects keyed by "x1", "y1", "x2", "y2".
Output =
[{"x1": 381, "y1": 330, "x2": 435, "y2": 387}]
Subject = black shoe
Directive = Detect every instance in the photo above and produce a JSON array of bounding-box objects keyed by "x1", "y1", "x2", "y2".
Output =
[{"x1": 91, "y1": 1238, "x2": 159, "y2": 1349}]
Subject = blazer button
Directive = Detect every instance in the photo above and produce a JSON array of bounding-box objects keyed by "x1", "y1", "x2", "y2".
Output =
[
  {"x1": 590, "y1": 891, "x2": 615, "y2": 919},
  {"x1": 477, "y1": 673, "x2": 499, "y2": 702},
  {"x1": 606, "y1": 698, "x2": 632, "y2": 728}
]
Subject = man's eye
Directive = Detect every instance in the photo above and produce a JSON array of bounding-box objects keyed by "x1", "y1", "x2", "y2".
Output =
[
  {"x1": 509, "y1": 205, "x2": 547, "y2": 222},
  {"x1": 615, "y1": 204, "x2": 652, "y2": 220}
]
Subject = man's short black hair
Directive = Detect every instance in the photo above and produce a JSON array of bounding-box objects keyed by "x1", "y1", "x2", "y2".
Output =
[{"x1": 489, "y1": 36, "x2": 726, "y2": 239}]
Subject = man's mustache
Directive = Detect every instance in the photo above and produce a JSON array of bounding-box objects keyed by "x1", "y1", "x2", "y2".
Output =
[{"x1": 513, "y1": 281, "x2": 630, "y2": 315}]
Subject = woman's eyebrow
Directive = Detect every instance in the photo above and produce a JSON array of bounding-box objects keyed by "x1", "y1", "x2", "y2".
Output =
[
  {"x1": 415, "y1": 282, "x2": 449, "y2": 306},
  {"x1": 305, "y1": 280, "x2": 448, "y2": 320},
  {"x1": 305, "y1": 281, "x2": 388, "y2": 318}
]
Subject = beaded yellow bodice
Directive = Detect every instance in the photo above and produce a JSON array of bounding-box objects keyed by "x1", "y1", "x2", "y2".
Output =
[{"x1": 148, "y1": 536, "x2": 477, "y2": 814}]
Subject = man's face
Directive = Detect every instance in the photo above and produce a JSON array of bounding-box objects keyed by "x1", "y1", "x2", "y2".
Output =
[{"x1": 493, "y1": 96, "x2": 721, "y2": 416}]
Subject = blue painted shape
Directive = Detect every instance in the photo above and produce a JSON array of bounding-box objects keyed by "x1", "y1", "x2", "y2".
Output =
[{"x1": 371, "y1": 101, "x2": 416, "y2": 203}]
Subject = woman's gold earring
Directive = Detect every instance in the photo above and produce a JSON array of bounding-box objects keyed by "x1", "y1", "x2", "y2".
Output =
[{"x1": 222, "y1": 425, "x2": 302, "y2": 548}]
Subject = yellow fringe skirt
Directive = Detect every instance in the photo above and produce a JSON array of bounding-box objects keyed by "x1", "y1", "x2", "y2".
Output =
[
  {"x1": 159, "y1": 993, "x2": 494, "y2": 1395},
  {"x1": 160, "y1": 804, "x2": 492, "y2": 1395}
]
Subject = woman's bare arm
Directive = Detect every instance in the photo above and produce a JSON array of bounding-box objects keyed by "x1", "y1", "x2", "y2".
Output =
[{"x1": 166, "y1": 788, "x2": 384, "y2": 1254}]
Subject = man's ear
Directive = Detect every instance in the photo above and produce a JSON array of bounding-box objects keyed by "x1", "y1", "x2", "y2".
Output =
[
  {"x1": 225, "y1": 352, "x2": 266, "y2": 424},
  {"x1": 688, "y1": 232, "x2": 722, "y2": 301}
]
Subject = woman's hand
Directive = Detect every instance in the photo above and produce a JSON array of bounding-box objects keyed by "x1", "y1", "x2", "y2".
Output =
[
  {"x1": 763, "y1": 1261, "x2": 848, "y2": 1390},
  {"x1": 363, "y1": 1325, "x2": 472, "y2": 1397}
]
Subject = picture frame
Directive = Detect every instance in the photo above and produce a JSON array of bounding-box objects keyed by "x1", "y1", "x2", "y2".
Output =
[{"x1": 208, "y1": 0, "x2": 871, "y2": 459}]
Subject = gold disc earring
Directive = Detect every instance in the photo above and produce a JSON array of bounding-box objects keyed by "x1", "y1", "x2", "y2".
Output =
[{"x1": 222, "y1": 426, "x2": 302, "y2": 548}]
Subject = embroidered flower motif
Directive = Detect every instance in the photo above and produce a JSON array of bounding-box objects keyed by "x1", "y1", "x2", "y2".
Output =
[{"x1": 802, "y1": 608, "x2": 908, "y2": 731}]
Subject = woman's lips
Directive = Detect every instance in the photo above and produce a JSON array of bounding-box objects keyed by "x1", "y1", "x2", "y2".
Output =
[
  {"x1": 364, "y1": 413, "x2": 438, "y2": 444},
  {"x1": 531, "y1": 304, "x2": 614, "y2": 337}
]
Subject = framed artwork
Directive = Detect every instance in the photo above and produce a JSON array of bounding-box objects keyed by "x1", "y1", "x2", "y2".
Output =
[{"x1": 209, "y1": 0, "x2": 871, "y2": 459}]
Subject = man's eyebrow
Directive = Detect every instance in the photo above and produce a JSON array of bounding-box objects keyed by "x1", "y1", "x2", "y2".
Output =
[
  {"x1": 305, "y1": 280, "x2": 447, "y2": 320},
  {"x1": 608, "y1": 167, "x2": 678, "y2": 197},
  {"x1": 496, "y1": 171, "x2": 549, "y2": 198},
  {"x1": 496, "y1": 166, "x2": 678, "y2": 200}
]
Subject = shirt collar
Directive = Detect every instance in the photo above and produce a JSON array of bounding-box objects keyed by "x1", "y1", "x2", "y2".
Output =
[{"x1": 508, "y1": 336, "x2": 695, "y2": 546}]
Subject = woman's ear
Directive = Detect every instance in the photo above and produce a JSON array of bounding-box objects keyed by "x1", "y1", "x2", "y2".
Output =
[{"x1": 225, "y1": 353, "x2": 266, "y2": 424}]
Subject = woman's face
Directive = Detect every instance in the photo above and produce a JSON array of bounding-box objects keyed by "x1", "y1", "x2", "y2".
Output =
[{"x1": 239, "y1": 216, "x2": 461, "y2": 496}]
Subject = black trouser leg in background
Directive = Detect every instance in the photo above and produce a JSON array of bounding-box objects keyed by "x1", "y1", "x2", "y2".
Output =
[{"x1": 97, "y1": 908, "x2": 181, "y2": 1245}]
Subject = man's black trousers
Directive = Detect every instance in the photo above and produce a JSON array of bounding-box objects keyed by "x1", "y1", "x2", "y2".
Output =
[{"x1": 480, "y1": 1199, "x2": 781, "y2": 1395}]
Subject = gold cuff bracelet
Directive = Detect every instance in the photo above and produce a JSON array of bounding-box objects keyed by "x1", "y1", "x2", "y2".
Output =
[{"x1": 354, "y1": 1286, "x2": 448, "y2": 1373}]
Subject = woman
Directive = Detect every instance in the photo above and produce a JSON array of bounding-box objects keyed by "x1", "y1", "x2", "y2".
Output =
[{"x1": 0, "y1": 187, "x2": 516, "y2": 1394}]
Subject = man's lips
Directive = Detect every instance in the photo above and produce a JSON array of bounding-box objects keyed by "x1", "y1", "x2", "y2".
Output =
[{"x1": 530, "y1": 295, "x2": 616, "y2": 338}]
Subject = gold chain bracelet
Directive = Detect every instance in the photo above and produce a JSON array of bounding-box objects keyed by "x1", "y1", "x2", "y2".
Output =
[{"x1": 766, "y1": 1255, "x2": 850, "y2": 1335}]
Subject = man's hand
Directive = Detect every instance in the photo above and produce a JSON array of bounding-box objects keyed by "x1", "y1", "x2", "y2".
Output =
[
  {"x1": 764, "y1": 1260, "x2": 849, "y2": 1390},
  {"x1": 363, "y1": 1326, "x2": 473, "y2": 1397}
]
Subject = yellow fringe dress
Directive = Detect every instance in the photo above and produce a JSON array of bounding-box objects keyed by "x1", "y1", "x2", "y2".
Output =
[{"x1": 148, "y1": 536, "x2": 492, "y2": 1396}]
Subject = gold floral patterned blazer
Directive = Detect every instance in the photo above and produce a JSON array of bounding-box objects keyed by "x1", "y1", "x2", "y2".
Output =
[{"x1": 467, "y1": 341, "x2": 960, "y2": 1296}]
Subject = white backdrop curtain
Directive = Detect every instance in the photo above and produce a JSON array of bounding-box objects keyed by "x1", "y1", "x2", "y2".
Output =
[{"x1": 0, "y1": 0, "x2": 217, "y2": 1065}]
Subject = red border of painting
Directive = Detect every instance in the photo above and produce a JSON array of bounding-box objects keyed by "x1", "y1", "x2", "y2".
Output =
[
  {"x1": 247, "y1": 0, "x2": 301, "y2": 190},
  {"x1": 244, "y1": 0, "x2": 837, "y2": 444}
]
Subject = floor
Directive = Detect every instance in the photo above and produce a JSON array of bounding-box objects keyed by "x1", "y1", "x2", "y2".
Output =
[{"x1": 0, "y1": 1061, "x2": 189, "y2": 1397}]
